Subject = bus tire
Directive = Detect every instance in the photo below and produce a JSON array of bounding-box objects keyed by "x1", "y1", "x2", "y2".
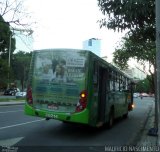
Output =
[
  {"x1": 108, "y1": 109, "x2": 114, "y2": 129},
  {"x1": 123, "y1": 112, "x2": 128, "y2": 119},
  {"x1": 62, "y1": 121, "x2": 68, "y2": 123}
]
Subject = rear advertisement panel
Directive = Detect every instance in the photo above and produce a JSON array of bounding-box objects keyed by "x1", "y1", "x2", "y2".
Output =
[{"x1": 32, "y1": 49, "x2": 88, "y2": 112}]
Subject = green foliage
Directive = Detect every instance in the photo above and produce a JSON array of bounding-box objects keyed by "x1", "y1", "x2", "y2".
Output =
[
  {"x1": 12, "y1": 51, "x2": 32, "y2": 90},
  {"x1": 0, "y1": 16, "x2": 16, "y2": 89},
  {"x1": 98, "y1": 0, "x2": 155, "y2": 32},
  {"x1": 97, "y1": 0, "x2": 156, "y2": 93},
  {"x1": 113, "y1": 33, "x2": 156, "y2": 71},
  {"x1": 0, "y1": 0, "x2": 34, "y2": 89},
  {"x1": 113, "y1": 33, "x2": 155, "y2": 93},
  {"x1": 98, "y1": 0, "x2": 156, "y2": 70},
  {"x1": 135, "y1": 78, "x2": 151, "y2": 93},
  {"x1": 0, "y1": 59, "x2": 9, "y2": 87},
  {"x1": 0, "y1": 15, "x2": 16, "y2": 59}
]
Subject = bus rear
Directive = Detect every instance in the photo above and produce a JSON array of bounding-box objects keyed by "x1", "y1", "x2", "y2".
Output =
[{"x1": 25, "y1": 49, "x2": 89, "y2": 124}]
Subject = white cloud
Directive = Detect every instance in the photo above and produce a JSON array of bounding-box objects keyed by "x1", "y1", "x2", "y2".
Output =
[{"x1": 24, "y1": 0, "x2": 125, "y2": 60}]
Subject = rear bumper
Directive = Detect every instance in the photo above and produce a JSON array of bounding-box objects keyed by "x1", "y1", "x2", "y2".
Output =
[{"x1": 24, "y1": 103, "x2": 89, "y2": 124}]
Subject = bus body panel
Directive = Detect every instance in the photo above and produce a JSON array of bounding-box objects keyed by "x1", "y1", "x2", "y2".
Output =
[
  {"x1": 86, "y1": 52, "x2": 133, "y2": 127},
  {"x1": 25, "y1": 103, "x2": 89, "y2": 124},
  {"x1": 31, "y1": 49, "x2": 88, "y2": 111},
  {"x1": 25, "y1": 49, "x2": 134, "y2": 127}
]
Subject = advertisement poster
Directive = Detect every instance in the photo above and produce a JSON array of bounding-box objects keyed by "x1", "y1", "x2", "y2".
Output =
[{"x1": 32, "y1": 49, "x2": 87, "y2": 112}]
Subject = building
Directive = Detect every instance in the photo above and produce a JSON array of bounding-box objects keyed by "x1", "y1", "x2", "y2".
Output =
[
  {"x1": 124, "y1": 67, "x2": 146, "y2": 80},
  {"x1": 102, "y1": 58, "x2": 147, "y2": 80},
  {"x1": 82, "y1": 38, "x2": 101, "y2": 56}
]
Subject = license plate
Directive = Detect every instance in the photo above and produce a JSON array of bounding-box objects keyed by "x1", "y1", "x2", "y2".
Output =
[{"x1": 48, "y1": 104, "x2": 58, "y2": 110}]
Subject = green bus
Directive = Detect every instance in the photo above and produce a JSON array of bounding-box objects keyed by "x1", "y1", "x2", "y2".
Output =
[{"x1": 25, "y1": 49, "x2": 134, "y2": 128}]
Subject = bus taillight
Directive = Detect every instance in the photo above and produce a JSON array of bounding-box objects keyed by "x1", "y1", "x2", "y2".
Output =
[
  {"x1": 131, "y1": 104, "x2": 135, "y2": 108},
  {"x1": 27, "y1": 86, "x2": 33, "y2": 105},
  {"x1": 75, "y1": 90, "x2": 88, "y2": 112}
]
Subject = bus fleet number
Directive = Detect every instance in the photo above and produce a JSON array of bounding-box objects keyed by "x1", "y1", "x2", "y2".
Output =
[{"x1": 45, "y1": 113, "x2": 58, "y2": 119}]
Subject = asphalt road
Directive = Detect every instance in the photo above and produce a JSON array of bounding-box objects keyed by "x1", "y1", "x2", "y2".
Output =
[{"x1": 0, "y1": 97, "x2": 154, "y2": 152}]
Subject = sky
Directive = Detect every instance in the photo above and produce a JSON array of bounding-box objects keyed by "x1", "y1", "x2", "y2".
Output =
[{"x1": 24, "y1": 0, "x2": 126, "y2": 62}]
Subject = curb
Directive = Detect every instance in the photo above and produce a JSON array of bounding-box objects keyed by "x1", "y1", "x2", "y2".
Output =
[{"x1": 0, "y1": 102, "x2": 25, "y2": 106}]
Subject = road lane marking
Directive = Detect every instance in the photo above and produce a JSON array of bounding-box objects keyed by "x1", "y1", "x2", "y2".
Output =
[
  {"x1": 0, "y1": 137, "x2": 24, "y2": 146},
  {"x1": 0, "y1": 110, "x2": 23, "y2": 114},
  {"x1": 0, "y1": 119, "x2": 45, "y2": 130}
]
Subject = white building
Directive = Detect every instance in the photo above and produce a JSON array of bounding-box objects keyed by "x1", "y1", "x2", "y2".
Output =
[
  {"x1": 124, "y1": 67, "x2": 146, "y2": 80},
  {"x1": 102, "y1": 58, "x2": 147, "y2": 80},
  {"x1": 82, "y1": 38, "x2": 101, "y2": 56}
]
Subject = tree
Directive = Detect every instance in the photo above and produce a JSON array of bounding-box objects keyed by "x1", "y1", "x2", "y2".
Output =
[
  {"x1": 97, "y1": 0, "x2": 155, "y2": 33},
  {"x1": 0, "y1": 58, "x2": 9, "y2": 89},
  {"x1": 0, "y1": 15, "x2": 16, "y2": 58},
  {"x1": 0, "y1": 0, "x2": 34, "y2": 27},
  {"x1": 12, "y1": 51, "x2": 32, "y2": 91},
  {"x1": 113, "y1": 34, "x2": 155, "y2": 92},
  {"x1": 0, "y1": 0, "x2": 33, "y2": 55},
  {"x1": 97, "y1": 0, "x2": 155, "y2": 92},
  {"x1": 135, "y1": 78, "x2": 150, "y2": 93},
  {"x1": 0, "y1": 0, "x2": 34, "y2": 88},
  {"x1": 0, "y1": 15, "x2": 15, "y2": 88},
  {"x1": 0, "y1": 0, "x2": 34, "y2": 56}
]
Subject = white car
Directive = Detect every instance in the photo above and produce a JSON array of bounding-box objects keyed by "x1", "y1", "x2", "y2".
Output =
[
  {"x1": 133, "y1": 93, "x2": 139, "y2": 98},
  {"x1": 15, "y1": 91, "x2": 26, "y2": 98}
]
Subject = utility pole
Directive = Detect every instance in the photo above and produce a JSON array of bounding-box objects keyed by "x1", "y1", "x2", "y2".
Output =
[
  {"x1": 156, "y1": 0, "x2": 160, "y2": 142},
  {"x1": 7, "y1": 31, "x2": 12, "y2": 89},
  {"x1": 148, "y1": 0, "x2": 160, "y2": 137}
]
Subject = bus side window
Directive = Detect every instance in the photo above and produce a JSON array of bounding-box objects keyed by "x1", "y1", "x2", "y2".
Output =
[
  {"x1": 110, "y1": 80, "x2": 114, "y2": 91},
  {"x1": 122, "y1": 76, "x2": 126, "y2": 90},
  {"x1": 93, "y1": 61, "x2": 98, "y2": 84},
  {"x1": 114, "y1": 72, "x2": 119, "y2": 91},
  {"x1": 124, "y1": 78, "x2": 129, "y2": 91},
  {"x1": 109, "y1": 69, "x2": 115, "y2": 91},
  {"x1": 119, "y1": 75, "x2": 124, "y2": 91},
  {"x1": 127, "y1": 80, "x2": 131, "y2": 91}
]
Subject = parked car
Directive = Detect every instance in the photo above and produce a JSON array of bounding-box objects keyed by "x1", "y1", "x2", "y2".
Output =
[
  {"x1": 4, "y1": 88, "x2": 20, "y2": 96},
  {"x1": 141, "y1": 93, "x2": 150, "y2": 97},
  {"x1": 15, "y1": 91, "x2": 26, "y2": 98},
  {"x1": 133, "y1": 93, "x2": 140, "y2": 98}
]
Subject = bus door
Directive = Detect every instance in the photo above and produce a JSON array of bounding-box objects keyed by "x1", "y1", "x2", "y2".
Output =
[{"x1": 97, "y1": 67, "x2": 109, "y2": 124}]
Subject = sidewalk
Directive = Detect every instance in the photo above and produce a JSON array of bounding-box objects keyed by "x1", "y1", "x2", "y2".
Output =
[
  {"x1": 136, "y1": 103, "x2": 158, "y2": 147},
  {"x1": 0, "y1": 101, "x2": 25, "y2": 106}
]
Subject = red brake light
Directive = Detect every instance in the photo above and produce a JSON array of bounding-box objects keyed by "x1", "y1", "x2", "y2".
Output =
[
  {"x1": 75, "y1": 90, "x2": 87, "y2": 112},
  {"x1": 27, "y1": 86, "x2": 33, "y2": 105}
]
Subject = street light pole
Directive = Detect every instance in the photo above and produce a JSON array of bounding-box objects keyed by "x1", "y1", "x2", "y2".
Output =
[
  {"x1": 7, "y1": 28, "x2": 12, "y2": 89},
  {"x1": 9, "y1": 33, "x2": 11, "y2": 67}
]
